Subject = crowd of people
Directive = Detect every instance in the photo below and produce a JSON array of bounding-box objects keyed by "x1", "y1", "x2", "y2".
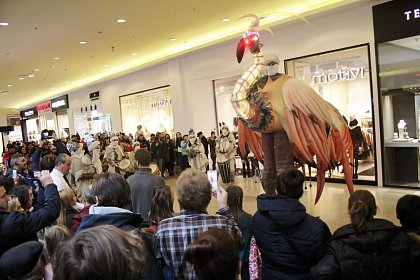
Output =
[{"x1": 0, "y1": 125, "x2": 419, "y2": 279}]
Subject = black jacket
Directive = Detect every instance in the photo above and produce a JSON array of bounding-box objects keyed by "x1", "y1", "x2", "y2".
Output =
[
  {"x1": 311, "y1": 219, "x2": 420, "y2": 280},
  {"x1": 253, "y1": 194, "x2": 331, "y2": 280},
  {"x1": 0, "y1": 184, "x2": 60, "y2": 256}
]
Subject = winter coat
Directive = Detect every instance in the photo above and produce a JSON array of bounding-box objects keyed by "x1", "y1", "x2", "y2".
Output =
[
  {"x1": 77, "y1": 206, "x2": 162, "y2": 280},
  {"x1": 253, "y1": 194, "x2": 331, "y2": 280},
  {"x1": 0, "y1": 184, "x2": 60, "y2": 256},
  {"x1": 311, "y1": 219, "x2": 420, "y2": 280}
]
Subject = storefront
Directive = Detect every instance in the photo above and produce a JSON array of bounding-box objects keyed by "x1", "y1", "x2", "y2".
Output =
[
  {"x1": 119, "y1": 86, "x2": 173, "y2": 137},
  {"x1": 374, "y1": 0, "x2": 420, "y2": 188},
  {"x1": 285, "y1": 44, "x2": 376, "y2": 185},
  {"x1": 72, "y1": 102, "x2": 112, "y2": 137},
  {"x1": 20, "y1": 107, "x2": 39, "y2": 142},
  {"x1": 50, "y1": 95, "x2": 70, "y2": 138}
]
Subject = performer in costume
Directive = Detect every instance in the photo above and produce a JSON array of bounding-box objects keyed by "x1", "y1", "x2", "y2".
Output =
[
  {"x1": 216, "y1": 125, "x2": 236, "y2": 183},
  {"x1": 232, "y1": 16, "x2": 354, "y2": 203},
  {"x1": 104, "y1": 136, "x2": 125, "y2": 173},
  {"x1": 187, "y1": 130, "x2": 208, "y2": 172}
]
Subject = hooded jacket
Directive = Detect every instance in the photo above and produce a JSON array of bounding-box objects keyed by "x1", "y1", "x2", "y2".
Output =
[
  {"x1": 253, "y1": 194, "x2": 331, "y2": 280},
  {"x1": 312, "y1": 219, "x2": 420, "y2": 280},
  {"x1": 77, "y1": 206, "x2": 144, "y2": 232},
  {"x1": 77, "y1": 206, "x2": 162, "y2": 280}
]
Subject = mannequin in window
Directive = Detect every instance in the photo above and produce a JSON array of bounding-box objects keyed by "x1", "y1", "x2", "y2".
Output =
[{"x1": 349, "y1": 117, "x2": 364, "y2": 179}]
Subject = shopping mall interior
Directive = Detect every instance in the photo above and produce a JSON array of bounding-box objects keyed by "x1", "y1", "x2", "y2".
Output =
[{"x1": 0, "y1": 1, "x2": 419, "y2": 273}]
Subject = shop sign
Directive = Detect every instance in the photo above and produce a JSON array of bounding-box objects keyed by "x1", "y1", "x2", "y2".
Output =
[
  {"x1": 51, "y1": 95, "x2": 69, "y2": 112},
  {"x1": 20, "y1": 107, "x2": 38, "y2": 120},
  {"x1": 36, "y1": 102, "x2": 51, "y2": 112},
  {"x1": 312, "y1": 67, "x2": 366, "y2": 85},
  {"x1": 150, "y1": 99, "x2": 171, "y2": 108},
  {"x1": 404, "y1": 9, "x2": 419, "y2": 21},
  {"x1": 373, "y1": 0, "x2": 420, "y2": 43}
]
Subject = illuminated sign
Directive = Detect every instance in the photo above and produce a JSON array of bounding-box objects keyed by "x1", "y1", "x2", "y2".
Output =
[
  {"x1": 36, "y1": 102, "x2": 51, "y2": 111},
  {"x1": 312, "y1": 67, "x2": 366, "y2": 85},
  {"x1": 52, "y1": 100, "x2": 66, "y2": 108},
  {"x1": 50, "y1": 95, "x2": 69, "y2": 112},
  {"x1": 24, "y1": 110, "x2": 34, "y2": 117},
  {"x1": 20, "y1": 107, "x2": 38, "y2": 119},
  {"x1": 150, "y1": 99, "x2": 171, "y2": 108},
  {"x1": 404, "y1": 8, "x2": 419, "y2": 21}
]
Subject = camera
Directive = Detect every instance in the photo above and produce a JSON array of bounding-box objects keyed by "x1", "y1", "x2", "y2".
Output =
[{"x1": 41, "y1": 129, "x2": 55, "y2": 140}]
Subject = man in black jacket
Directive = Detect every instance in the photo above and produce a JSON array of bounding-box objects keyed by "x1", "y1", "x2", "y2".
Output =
[{"x1": 0, "y1": 170, "x2": 60, "y2": 256}]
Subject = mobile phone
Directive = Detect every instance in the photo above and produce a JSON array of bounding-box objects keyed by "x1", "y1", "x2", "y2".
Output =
[
  {"x1": 12, "y1": 170, "x2": 17, "y2": 179},
  {"x1": 207, "y1": 170, "x2": 218, "y2": 191}
]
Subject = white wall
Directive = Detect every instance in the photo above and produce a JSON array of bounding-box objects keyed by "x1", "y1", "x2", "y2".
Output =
[{"x1": 63, "y1": 3, "x2": 383, "y2": 185}]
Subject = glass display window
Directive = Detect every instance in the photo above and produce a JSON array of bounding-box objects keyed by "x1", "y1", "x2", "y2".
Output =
[
  {"x1": 120, "y1": 86, "x2": 173, "y2": 137},
  {"x1": 378, "y1": 35, "x2": 420, "y2": 187},
  {"x1": 213, "y1": 76, "x2": 240, "y2": 132},
  {"x1": 73, "y1": 103, "x2": 111, "y2": 136},
  {"x1": 285, "y1": 44, "x2": 376, "y2": 183}
]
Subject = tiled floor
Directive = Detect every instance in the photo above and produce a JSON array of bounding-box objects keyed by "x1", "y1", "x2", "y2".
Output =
[{"x1": 165, "y1": 174, "x2": 420, "y2": 232}]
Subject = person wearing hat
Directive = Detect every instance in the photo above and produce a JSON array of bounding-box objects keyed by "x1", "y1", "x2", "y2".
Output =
[
  {"x1": 104, "y1": 136, "x2": 125, "y2": 173},
  {"x1": 69, "y1": 142, "x2": 101, "y2": 197},
  {"x1": 187, "y1": 130, "x2": 208, "y2": 172},
  {"x1": 0, "y1": 241, "x2": 45, "y2": 279},
  {"x1": 216, "y1": 125, "x2": 236, "y2": 183}
]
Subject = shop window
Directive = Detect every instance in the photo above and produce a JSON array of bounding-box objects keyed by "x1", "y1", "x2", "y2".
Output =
[
  {"x1": 285, "y1": 44, "x2": 376, "y2": 183},
  {"x1": 72, "y1": 103, "x2": 111, "y2": 136},
  {"x1": 378, "y1": 35, "x2": 420, "y2": 187},
  {"x1": 213, "y1": 76, "x2": 240, "y2": 131},
  {"x1": 119, "y1": 86, "x2": 173, "y2": 137}
]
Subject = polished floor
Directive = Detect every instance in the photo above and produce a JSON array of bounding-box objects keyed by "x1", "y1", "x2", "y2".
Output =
[{"x1": 165, "y1": 173, "x2": 420, "y2": 232}]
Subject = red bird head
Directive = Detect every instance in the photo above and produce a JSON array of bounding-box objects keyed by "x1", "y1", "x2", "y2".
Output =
[{"x1": 236, "y1": 30, "x2": 260, "y2": 63}]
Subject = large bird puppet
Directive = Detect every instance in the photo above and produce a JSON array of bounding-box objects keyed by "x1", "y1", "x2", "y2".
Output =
[{"x1": 231, "y1": 16, "x2": 354, "y2": 203}]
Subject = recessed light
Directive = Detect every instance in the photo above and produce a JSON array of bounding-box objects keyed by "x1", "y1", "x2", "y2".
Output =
[
  {"x1": 18, "y1": 76, "x2": 25, "y2": 80},
  {"x1": 132, "y1": 53, "x2": 139, "y2": 56},
  {"x1": 221, "y1": 18, "x2": 230, "y2": 22},
  {"x1": 7, "y1": 84, "x2": 12, "y2": 87},
  {"x1": 79, "y1": 41, "x2": 87, "y2": 45},
  {"x1": 53, "y1": 57, "x2": 60, "y2": 60},
  {"x1": 0, "y1": 22, "x2": 8, "y2": 26},
  {"x1": 169, "y1": 38, "x2": 176, "y2": 41},
  {"x1": 117, "y1": 19, "x2": 126, "y2": 23},
  {"x1": 28, "y1": 73, "x2": 34, "y2": 78},
  {"x1": 33, "y1": 68, "x2": 40, "y2": 72}
]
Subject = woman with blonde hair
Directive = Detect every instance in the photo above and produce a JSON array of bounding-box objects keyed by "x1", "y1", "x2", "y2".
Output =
[
  {"x1": 7, "y1": 196, "x2": 24, "y2": 212},
  {"x1": 312, "y1": 190, "x2": 420, "y2": 279},
  {"x1": 57, "y1": 188, "x2": 79, "y2": 231}
]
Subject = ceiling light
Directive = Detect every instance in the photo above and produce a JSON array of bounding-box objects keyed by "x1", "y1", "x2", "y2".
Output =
[
  {"x1": 53, "y1": 57, "x2": 60, "y2": 60},
  {"x1": 221, "y1": 18, "x2": 230, "y2": 22},
  {"x1": 0, "y1": 22, "x2": 8, "y2": 26},
  {"x1": 18, "y1": 76, "x2": 25, "y2": 80},
  {"x1": 132, "y1": 53, "x2": 139, "y2": 56},
  {"x1": 79, "y1": 41, "x2": 87, "y2": 45},
  {"x1": 33, "y1": 68, "x2": 40, "y2": 72},
  {"x1": 7, "y1": 84, "x2": 12, "y2": 87},
  {"x1": 116, "y1": 19, "x2": 126, "y2": 23},
  {"x1": 169, "y1": 38, "x2": 176, "y2": 41},
  {"x1": 27, "y1": 73, "x2": 34, "y2": 78}
]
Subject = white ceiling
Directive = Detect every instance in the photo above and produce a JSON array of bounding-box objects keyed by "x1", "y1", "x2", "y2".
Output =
[{"x1": 0, "y1": 0, "x2": 374, "y2": 114}]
